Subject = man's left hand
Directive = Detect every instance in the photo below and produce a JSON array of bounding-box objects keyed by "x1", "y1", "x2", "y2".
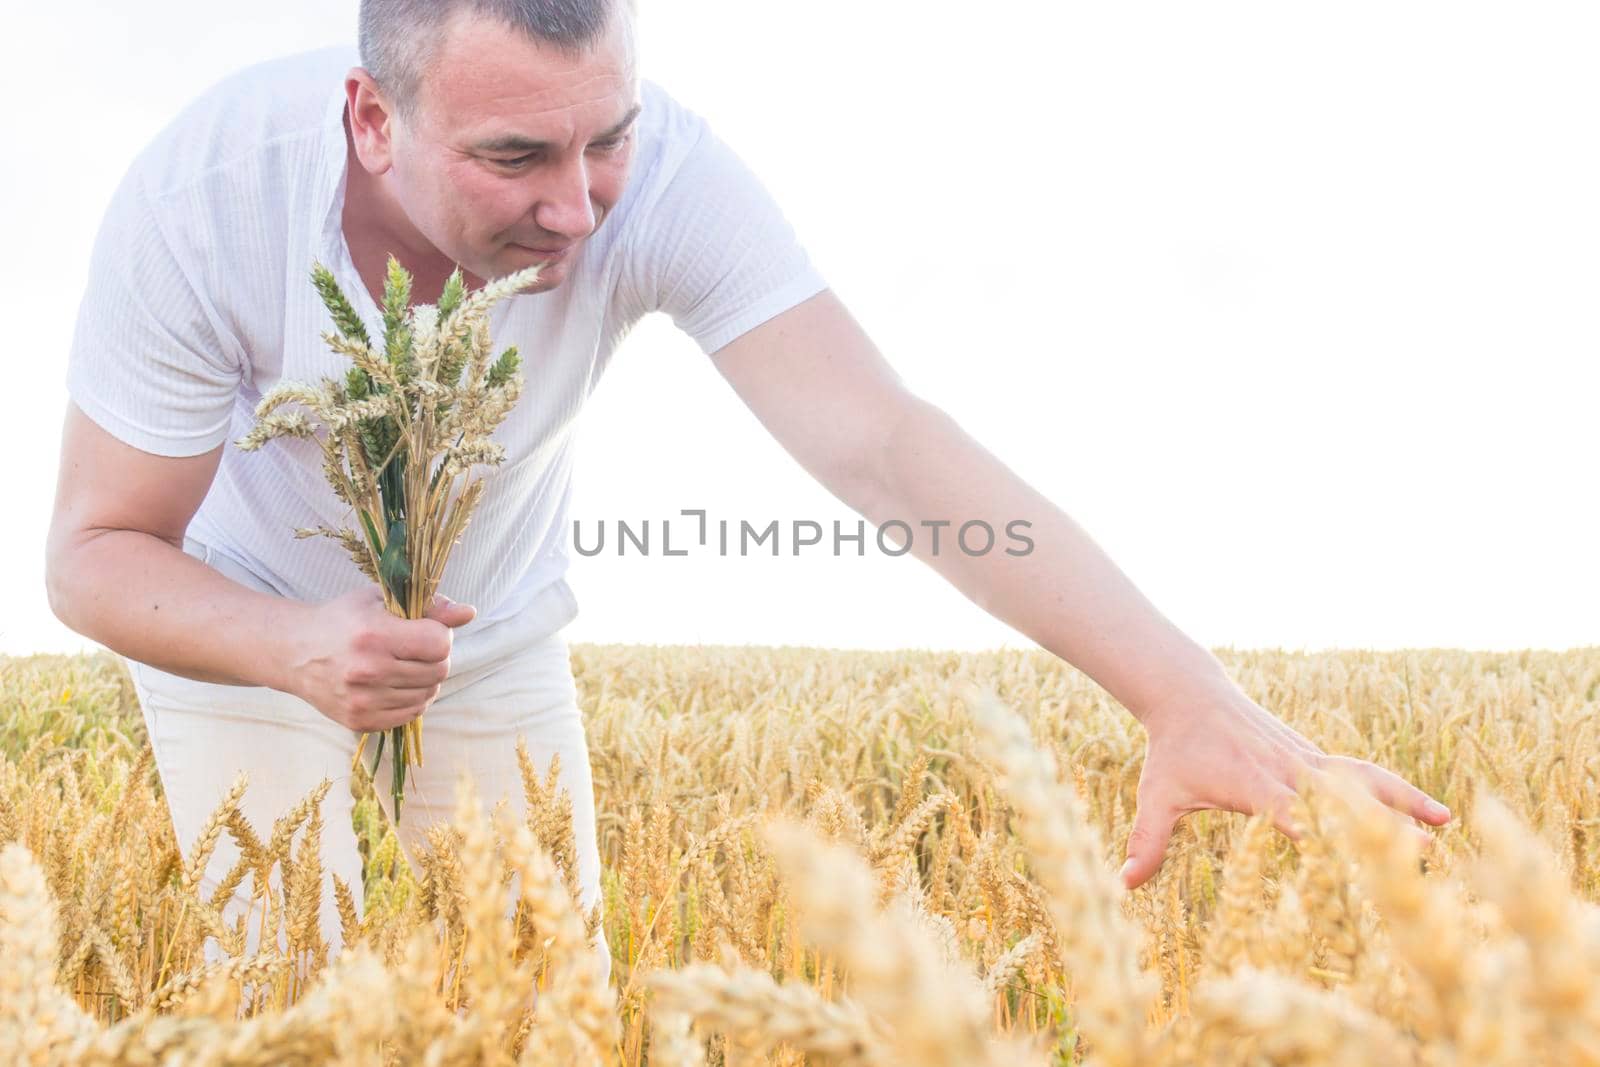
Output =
[{"x1": 1119, "y1": 685, "x2": 1452, "y2": 889}]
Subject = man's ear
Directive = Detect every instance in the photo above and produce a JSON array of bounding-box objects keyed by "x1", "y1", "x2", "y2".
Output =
[{"x1": 345, "y1": 68, "x2": 397, "y2": 175}]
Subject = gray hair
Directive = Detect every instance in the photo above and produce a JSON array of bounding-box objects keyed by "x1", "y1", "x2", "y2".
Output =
[{"x1": 358, "y1": 0, "x2": 636, "y2": 125}]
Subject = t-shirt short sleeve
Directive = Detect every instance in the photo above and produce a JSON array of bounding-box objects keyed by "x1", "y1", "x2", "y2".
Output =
[
  {"x1": 65, "y1": 168, "x2": 242, "y2": 458},
  {"x1": 621, "y1": 116, "x2": 828, "y2": 357}
]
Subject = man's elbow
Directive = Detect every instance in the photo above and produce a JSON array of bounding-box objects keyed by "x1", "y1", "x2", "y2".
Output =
[
  {"x1": 45, "y1": 557, "x2": 73, "y2": 633},
  {"x1": 44, "y1": 528, "x2": 90, "y2": 632},
  {"x1": 830, "y1": 392, "x2": 941, "y2": 517}
]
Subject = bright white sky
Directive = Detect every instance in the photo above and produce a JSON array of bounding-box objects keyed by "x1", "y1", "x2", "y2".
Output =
[{"x1": 3, "y1": 2, "x2": 1595, "y2": 657}]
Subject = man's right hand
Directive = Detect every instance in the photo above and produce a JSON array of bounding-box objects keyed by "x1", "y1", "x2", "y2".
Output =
[
  {"x1": 285, "y1": 588, "x2": 477, "y2": 732},
  {"x1": 46, "y1": 404, "x2": 483, "y2": 703}
]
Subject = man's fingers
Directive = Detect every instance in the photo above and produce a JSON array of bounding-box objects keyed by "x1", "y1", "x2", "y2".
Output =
[
  {"x1": 1316, "y1": 756, "x2": 1447, "y2": 821},
  {"x1": 1311, "y1": 760, "x2": 1440, "y2": 853},
  {"x1": 1120, "y1": 802, "x2": 1180, "y2": 890},
  {"x1": 425, "y1": 594, "x2": 477, "y2": 628},
  {"x1": 374, "y1": 683, "x2": 442, "y2": 711},
  {"x1": 380, "y1": 656, "x2": 450, "y2": 689},
  {"x1": 1254, "y1": 783, "x2": 1304, "y2": 844},
  {"x1": 1339, "y1": 757, "x2": 1451, "y2": 826},
  {"x1": 391, "y1": 619, "x2": 453, "y2": 663}
]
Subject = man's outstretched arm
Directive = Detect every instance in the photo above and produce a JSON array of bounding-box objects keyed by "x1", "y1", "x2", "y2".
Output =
[{"x1": 711, "y1": 288, "x2": 1450, "y2": 889}]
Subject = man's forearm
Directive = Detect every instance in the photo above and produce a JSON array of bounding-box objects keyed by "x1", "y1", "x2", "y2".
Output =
[
  {"x1": 47, "y1": 530, "x2": 308, "y2": 690},
  {"x1": 846, "y1": 397, "x2": 1233, "y2": 723}
]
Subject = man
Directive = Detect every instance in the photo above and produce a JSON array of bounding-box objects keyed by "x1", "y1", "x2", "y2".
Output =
[{"x1": 46, "y1": 0, "x2": 1450, "y2": 979}]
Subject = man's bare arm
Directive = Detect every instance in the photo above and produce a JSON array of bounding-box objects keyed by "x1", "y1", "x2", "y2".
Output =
[
  {"x1": 712, "y1": 289, "x2": 1449, "y2": 888},
  {"x1": 709, "y1": 289, "x2": 1223, "y2": 720},
  {"x1": 46, "y1": 401, "x2": 469, "y2": 731},
  {"x1": 45, "y1": 401, "x2": 309, "y2": 689}
]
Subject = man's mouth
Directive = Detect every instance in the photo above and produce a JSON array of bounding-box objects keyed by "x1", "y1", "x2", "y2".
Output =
[{"x1": 512, "y1": 242, "x2": 572, "y2": 260}]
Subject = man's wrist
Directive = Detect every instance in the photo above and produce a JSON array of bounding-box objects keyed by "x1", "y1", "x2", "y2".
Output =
[
  {"x1": 256, "y1": 597, "x2": 312, "y2": 695},
  {"x1": 1112, "y1": 643, "x2": 1239, "y2": 732}
]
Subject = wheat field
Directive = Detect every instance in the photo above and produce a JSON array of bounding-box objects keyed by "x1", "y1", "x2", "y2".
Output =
[{"x1": 0, "y1": 644, "x2": 1596, "y2": 1065}]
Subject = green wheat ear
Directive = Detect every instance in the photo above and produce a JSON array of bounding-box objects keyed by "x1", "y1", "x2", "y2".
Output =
[
  {"x1": 437, "y1": 267, "x2": 466, "y2": 321},
  {"x1": 435, "y1": 266, "x2": 471, "y2": 390},
  {"x1": 310, "y1": 261, "x2": 371, "y2": 347},
  {"x1": 380, "y1": 255, "x2": 412, "y2": 335},
  {"x1": 487, "y1": 346, "x2": 521, "y2": 389},
  {"x1": 379, "y1": 256, "x2": 417, "y2": 385}
]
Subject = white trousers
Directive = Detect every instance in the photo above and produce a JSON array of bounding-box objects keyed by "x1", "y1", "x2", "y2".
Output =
[{"x1": 125, "y1": 536, "x2": 610, "y2": 986}]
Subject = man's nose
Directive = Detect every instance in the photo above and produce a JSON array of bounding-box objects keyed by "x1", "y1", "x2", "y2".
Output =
[{"x1": 532, "y1": 155, "x2": 597, "y2": 241}]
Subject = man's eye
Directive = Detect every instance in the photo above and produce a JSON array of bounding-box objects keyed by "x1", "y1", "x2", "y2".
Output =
[{"x1": 495, "y1": 136, "x2": 629, "y2": 169}]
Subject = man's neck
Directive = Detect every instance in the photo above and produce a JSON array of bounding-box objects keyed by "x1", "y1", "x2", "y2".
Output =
[{"x1": 340, "y1": 107, "x2": 485, "y2": 308}]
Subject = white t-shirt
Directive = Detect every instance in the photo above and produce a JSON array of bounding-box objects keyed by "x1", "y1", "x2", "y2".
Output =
[{"x1": 66, "y1": 44, "x2": 828, "y2": 639}]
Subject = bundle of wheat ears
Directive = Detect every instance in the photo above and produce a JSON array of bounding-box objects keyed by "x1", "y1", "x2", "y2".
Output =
[{"x1": 236, "y1": 255, "x2": 541, "y2": 820}]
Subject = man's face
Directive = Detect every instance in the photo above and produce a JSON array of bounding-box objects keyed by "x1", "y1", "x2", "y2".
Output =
[{"x1": 378, "y1": 7, "x2": 639, "y2": 291}]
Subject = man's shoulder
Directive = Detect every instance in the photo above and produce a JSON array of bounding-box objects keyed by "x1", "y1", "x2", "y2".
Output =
[{"x1": 131, "y1": 44, "x2": 357, "y2": 205}]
